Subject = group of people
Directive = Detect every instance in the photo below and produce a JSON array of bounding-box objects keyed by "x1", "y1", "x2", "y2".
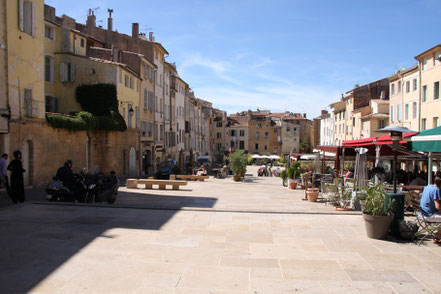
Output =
[{"x1": 0, "y1": 151, "x2": 26, "y2": 204}]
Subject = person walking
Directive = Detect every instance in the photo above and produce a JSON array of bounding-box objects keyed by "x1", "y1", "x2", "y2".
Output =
[
  {"x1": 7, "y1": 150, "x2": 25, "y2": 203},
  {"x1": 0, "y1": 153, "x2": 13, "y2": 202}
]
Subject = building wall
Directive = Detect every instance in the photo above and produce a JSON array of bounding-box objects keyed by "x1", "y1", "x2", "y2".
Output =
[
  {"x1": 248, "y1": 120, "x2": 272, "y2": 153},
  {"x1": 7, "y1": 0, "x2": 45, "y2": 120},
  {"x1": 320, "y1": 115, "x2": 334, "y2": 146},
  {"x1": 418, "y1": 46, "x2": 441, "y2": 130},
  {"x1": 0, "y1": 0, "x2": 8, "y2": 145},
  {"x1": 269, "y1": 123, "x2": 281, "y2": 154},
  {"x1": 9, "y1": 121, "x2": 139, "y2": 188},
  {"x1": 281, "y1": 120, "x2": 300, "y2": 153},
  {"x1": 344, "y1": 94, "x2": 354, "y2": 141},
  {"x1": 389, "y1": 68, "x2": 419, "y2": 131}
]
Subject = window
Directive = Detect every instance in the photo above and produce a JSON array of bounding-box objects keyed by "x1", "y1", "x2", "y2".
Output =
[
  {"x1": 434, "y1": 117, "x2": 439, "y2": 128},
  {"x1": 148, "y1": 91, "x2": 155, "y2": 112},
  {"x1": 239, "y1": 130, "x2": 245, "y2": 136},
  {"x1": 239, "y1": 141, "x2": 245, "y2": 149},
  {"x1": 230, "y1": 130, "x2": 236, "y2": 137},
  {"x1": 413, "y1": 102, "x2": 417, "y2": 119},
  {"x1": 216, "y1": 132, "x2": 221, "y2": 139},
  {"x1": 45, "y1": 25, "x2": 54, "y2": 39},
  {"x1": 274, "y1": 127, "x2": 278, "y2": 133},
  {"x1": 216, "y1": 122, "x2": 222, "y2": 127},
  {"x1": 434, "y1": 82, "x2": 439, "y2": 99},
  {"x1": 405, "y1": 104, "x2": 409, "y2": 121},
  {"x1": 397, "y1": 104, "x2": 402, "y2": 122},
  {"x1": 435, "y1": 51, "x2": 440, "y2": 66},
  {"x1": 257, "y1": 123, "x2": 262, "y2": 128},
  {"x1": 422, "y1": 118, "x2": 427, "y2": 130},
  {"x1": 129, "y1": 76, "x2": 134, "y2": 89},
  {"x1": 45, "y1": 96, "x2": 58, "y2": 113},
  {"x1": 406, "y1": 81, "x2": 410, "y2": 93},
  {"x1": 265, "y1": 132, "x2": 269, "y2": 138},
  {"x1": 217, "y1": 143, "x2": 222, "y2": 151},
  {"x1": 378, "y1": 119, "x2": 386, "y2": 129},
  {"x1": 423, "y1": 58, "x2": 427, "y2": 70},
  {"x1": 60, "y1": 62, "x2": 75, "y2": 82},
  {"x1": 124, "y1": 74, "x2": 129, "y2": 87},
  {"x1": 413, "y1": 79, "x2": 417, "y2": 91},
  {"x1": 422, "y1": 86, "x2": 427, "y2": 102},
  {"x1": 143, "y1": 64, "x2": 148, "y2": 78},
  {"x1": 135, "y1": 106, "x2": 139, "y2": 129},
  {"x1": 255, "y1": 143, "x2": 259, "y2": 150},
  {"x1": 398, "y1": 81, "x2": 401, "y2": 93},
  {"x1": 143, "y1": 89, "x2": 148, "y2": 110},
  {"x1": 264, "y1": 145, "x2": 267, "y2": 151},
  {"x1": 44, "y1": 56, "x2": 54, "y2": 83},
  {"x1": 391, "y1": 83, "x2": 395, "y2": 95},
  {"x1": 256, "y1": 132, "x2": 260, "y2": 139},
  {"x1": 80, "y1": 38, "x2": 85, "y2": 47},
  {"x1": 390, "y1": 106, "x2": 394, "y2": 122},
  {"x1": 19, "y1": 0, "x2": 36, "y2": 36}
]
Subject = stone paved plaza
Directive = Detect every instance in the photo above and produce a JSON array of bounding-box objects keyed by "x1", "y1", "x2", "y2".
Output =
[{"x1": 1, "y1": 166, "x2": 441, "y2": 293}]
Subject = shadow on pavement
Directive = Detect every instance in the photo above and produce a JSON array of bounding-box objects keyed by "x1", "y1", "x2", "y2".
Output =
[{"x1": 0, "y1": 189, "x2": 217, "y2": 293}]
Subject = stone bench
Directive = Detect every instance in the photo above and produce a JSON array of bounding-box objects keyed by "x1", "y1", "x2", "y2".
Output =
[
  {"x1": 126, "y1": 179, "x2": 187, "y2": 190},
  {"x1": 170, "y1": 175, "x2": 209, "y2": 181}
]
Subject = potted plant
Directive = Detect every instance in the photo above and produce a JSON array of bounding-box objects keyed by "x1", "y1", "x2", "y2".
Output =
[
  {"x1": 286, "y1": 162, "x2": 300, "y2": 189},
  {"x1": 280, "y1": 170, "x2": 288, "y2": 187},
  {"x1": 306, "y1": 188, "x2": 320, "y2": 202},
  {"x1": 228, "y1": 150, "x2": 248, "y2": 182},
  {"x1": 362, "y1": 183, "x2": 394, "y2": 239}
]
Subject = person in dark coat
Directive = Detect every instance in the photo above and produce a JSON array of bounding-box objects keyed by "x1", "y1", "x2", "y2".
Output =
[
  {"x1": 7, "y1": 150, "x2": 25, "y2": 203},
  {"x1": 56, "y1": 160, "x2": 82, "y2": 201}
]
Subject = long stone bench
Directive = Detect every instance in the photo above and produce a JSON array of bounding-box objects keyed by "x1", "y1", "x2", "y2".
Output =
[
  {"x1": 126, "y1": 179, "x2": 187, "y2": 190},
  {"x1": 170, "y1": 174, "x2": 209, "y2": 181}
]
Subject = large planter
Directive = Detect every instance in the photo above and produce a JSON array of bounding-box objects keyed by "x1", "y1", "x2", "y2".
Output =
[
  {"x1": 289, "y1": 180, "x2": 297, "y2": 189},
  {"x1": 306, "y1": 188, "x2": 319, "y2": 202},
  {"x1": 240, "y1": 169, "x2": 245, "y2": 178},
  {"x1": 362, "y1": 213, "x2": 394, "y2": 239},
  {"x1": 233, "y1": 174, "x2": 241, "y2": 182}
]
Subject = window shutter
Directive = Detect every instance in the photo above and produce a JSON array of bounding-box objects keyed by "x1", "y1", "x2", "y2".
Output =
[
  {"x1": 70, "y1": 62, "x2": 76, "y2": 81},
  {"x1": 18, "y1": 0, "x2": 24, "y2": 31},
  {"x1": 60, "y1": 63, "x2": 66, "y2": 82},
  {"x1": 31, "y1": 2, "x2": 36, "y2": 37},
  {"x1": 50, "y1": 57, "x2": 54, "y2": 82}
]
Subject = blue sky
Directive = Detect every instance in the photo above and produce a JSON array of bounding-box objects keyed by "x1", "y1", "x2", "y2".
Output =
[{"x1": 46, "y1": 0, "x2": 441, "y2": 118}]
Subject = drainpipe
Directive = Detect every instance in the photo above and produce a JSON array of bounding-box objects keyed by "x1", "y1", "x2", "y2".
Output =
[{"x1": 417, "y1": 59, "x2": 422, "y2": 131}]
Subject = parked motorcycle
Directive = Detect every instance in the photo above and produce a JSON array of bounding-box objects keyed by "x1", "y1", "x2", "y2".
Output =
[
  {"x1": 46, "y1": 170, "x2": 118, "y2": 204},
  {"x1": 84, "y1": 172, "x2": 119, "y2": 204}
]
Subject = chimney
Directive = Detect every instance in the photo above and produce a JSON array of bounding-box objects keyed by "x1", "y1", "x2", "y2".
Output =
[
  {"x1": 149, "y1": 32, "x2": 153, "y2": 41},
  {"x1": 86, "y1": 9, "x2": 96, "y2": 30},
  {"x1": 303, "y1": 113, "x2": 307, "y2": 118},
  {"x1": 132, "y1": 23, "x2": 139, "y2": 39},
  {"x1": 107, "y1": 9, "x2": 113, "y2": 31}
]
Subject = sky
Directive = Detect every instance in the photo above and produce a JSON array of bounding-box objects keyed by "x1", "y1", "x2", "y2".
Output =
[{"x1": 45, "y1": 0, "x2": 441, "y2": 118}]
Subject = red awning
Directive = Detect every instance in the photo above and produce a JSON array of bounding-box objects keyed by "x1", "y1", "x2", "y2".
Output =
[{"x1": 342, "y1": 132, "x2": 418, "y2": 148}]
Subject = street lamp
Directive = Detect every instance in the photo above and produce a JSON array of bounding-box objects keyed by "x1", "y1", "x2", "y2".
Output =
[{"x1": 376, "y1": 126, "x2": 417, "y2": 193}]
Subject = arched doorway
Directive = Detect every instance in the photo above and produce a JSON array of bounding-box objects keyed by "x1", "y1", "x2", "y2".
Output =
[
  {"x1": 142, "y1": 150, "x2": 152, "y2": 176},
  {"x1": 129, "y1": 147, "x2": 136, "y2": 177},
  {"x1": 23, "y1": 140, "x2": 33, "y2": 186}
]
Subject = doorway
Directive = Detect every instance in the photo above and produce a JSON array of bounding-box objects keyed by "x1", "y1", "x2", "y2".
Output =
[
  {"x1": 129, "y1": 147, "x2": 136, "y2": 177},
  {"x1": 23, "y1": 140, "x2": 33, "y2": 186}
]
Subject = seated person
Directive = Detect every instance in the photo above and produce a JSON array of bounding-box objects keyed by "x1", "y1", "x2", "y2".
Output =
[
  {"x1": 410, "y1": 173, "x2": 427, "y2": 186},
  {"x1": 345, "y1": 169, "x2": 354, "y2": 179},
  {"x1": 196, "y1": 165, "x2": 207, "y2": 176},
  {"x1": 420, "y1": 177, "x2": 441, "y2": 218}
]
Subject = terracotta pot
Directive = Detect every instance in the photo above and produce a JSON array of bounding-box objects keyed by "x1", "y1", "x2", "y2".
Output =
[
  {"x1": 289, "y1": 181, "x2": 297, "y2": 189},
  {"x1": 362, "y1": 213, "x2": 394, "y2": 239},
  {"x1": 306, "y1": 188, "x2": 319, "y2": 202},
  {"x1": 233, "y1": 174, "x2": 241, "y2": 182},
  {"x1": 300, "y1": 184, "x2": 305, "y2": 189},
  {"x1": 240, "y1": 170, "x2": 245, "y2": 178}
]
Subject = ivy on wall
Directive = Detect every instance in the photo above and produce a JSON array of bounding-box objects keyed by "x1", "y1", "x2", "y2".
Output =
[{"x1": 46, "y1": 83, "x2": 127, "y2": 132}]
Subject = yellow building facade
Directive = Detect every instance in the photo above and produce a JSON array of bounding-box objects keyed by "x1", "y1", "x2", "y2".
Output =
[{"x1": 415, "y1": 44, "x2": 441, "y2": 131}]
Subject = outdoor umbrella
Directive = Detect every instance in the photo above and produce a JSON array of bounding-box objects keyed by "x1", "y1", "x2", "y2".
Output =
[
  {"x1": 251, "y1": 154, "x2": 262, "y2": 159},
  {"x1": 408, "y1": 126, "x2": 441, "y2": 152},
  {"x1": 269, "y1": 155, "x2": 280, "y2": 160}
]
